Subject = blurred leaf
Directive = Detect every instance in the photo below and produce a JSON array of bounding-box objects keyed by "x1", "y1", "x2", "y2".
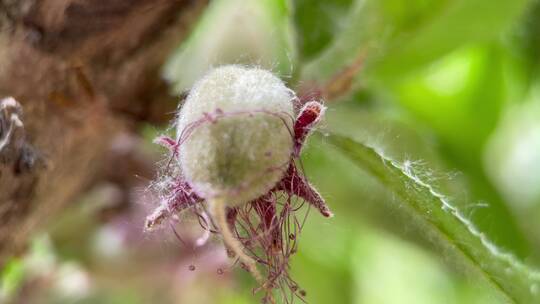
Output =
[
  {"x1": 293, "y1": 0, "x2": 354, "y2": 60},
  {"x1": 0, "y1": 258, "x2": 25, "y2": 301},
  {"x1": 509, "y1": 0, "x2": 540, "y2": 84},
  {"x1": 352, "y1": 229, "x2": 503, "y2": 304},
  {"x1": 328, "y1": 133, "x2": 540, "y2": 303},
  {"x1": 291, "y1": 214, "x2": 355, "y2": 304},
  {"x1": 301, "y1": 0, "x2": 530, "y2": 86},
  {"x1": 164, "y1": 0, "x2": 296, "y2": 94},
  {"x1": 484, "y1": 90, "x2": 540, "y2": 256},
  {"x1": 392, "y1": 46, "x2": 504, "y2": 170},
  {"x1": 371, "y1": 0, "x2": 531, "y2": 79},
  {"x1": 477, "y1": 66, "x2": 540, "y2": 207}
]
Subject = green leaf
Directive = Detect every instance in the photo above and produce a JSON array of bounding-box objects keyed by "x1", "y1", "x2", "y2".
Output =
[
  {"x1": 327, "y1": 133, "x2": 540, "y2": 303},
  {"x1": 371, "y1": 0, "x2": 531, "y2": 78},
  {"x1": 298, "y1": 0, "x2": 533, "y2": 257},
  {"x1": 298, "y1": 94, "x2": 531, "y2": 295},
  {"x1": 301, "y1": 0, "x2": 530, "y2": 85},
  {"x1": 293, "y1": 0, "x2": 354, "y2": 61},
  {"x1": 0, "y1": 258, "x2": 24, "y2": 300},
  {"x1": 352, "y1": 228, "x2": 504, "y2": 304},
  {"x1": 388, "y1": 44, "x2": 531, "y2": 257},
  {"x1": 506, "y1": 0, "x2": 540, "y2": 87}
]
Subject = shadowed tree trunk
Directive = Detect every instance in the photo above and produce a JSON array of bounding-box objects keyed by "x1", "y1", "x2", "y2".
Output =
[{"x1": 0, "y1": 0, "x2": 207, "y2": 264}]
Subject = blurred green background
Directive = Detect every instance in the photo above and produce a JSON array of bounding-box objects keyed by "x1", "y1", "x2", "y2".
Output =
[{"x1": 3, "y1": 0, "x2": 540, "y2": 303}]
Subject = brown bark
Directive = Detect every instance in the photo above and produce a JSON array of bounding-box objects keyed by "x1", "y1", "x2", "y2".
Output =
[{"x1": 0, "y1": 0, "x2": 207, "y2": 264}]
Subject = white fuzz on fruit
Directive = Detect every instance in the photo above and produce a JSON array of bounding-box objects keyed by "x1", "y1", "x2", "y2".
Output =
[{"x1": 177, "y1": 65, "x2": 295, "y2": 205}]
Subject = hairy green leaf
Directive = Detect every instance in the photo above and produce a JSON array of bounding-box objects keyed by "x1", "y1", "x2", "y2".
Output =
[
  {"x1": 387, "y1": 45, "x2": 532, "y2": 257},
  {"x1": 298, "y1": 0, "x2": 532, "y2": 257},
  {"x1": 328, "y1": 133, "x2": 540, "y2": 303}
]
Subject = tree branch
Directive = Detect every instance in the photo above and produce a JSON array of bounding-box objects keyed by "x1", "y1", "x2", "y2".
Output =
[{"x1": 0, "y1": 0, "x2": 208, "y2": 264}]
